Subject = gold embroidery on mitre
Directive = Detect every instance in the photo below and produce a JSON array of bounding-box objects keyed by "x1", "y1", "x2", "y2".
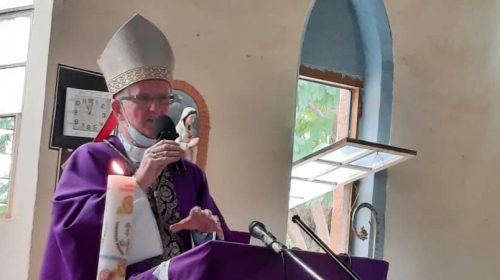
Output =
[{"x1": 107, "y1": 66, "x2": 173, "y2": 95}]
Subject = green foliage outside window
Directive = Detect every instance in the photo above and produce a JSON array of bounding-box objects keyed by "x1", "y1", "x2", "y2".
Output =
[
  {"x1": 288, "y1": 80, "x2": 345, "y2": 250},
  {"x1": 0, "y1": 116, "x2": 15, "y2": 215},
  {"x1": 0, "y1": 180, "x2": 8, "y2": 215},
  {"x1": 288, "y1": 77, "x2": 354, "y2": 252},
  {"x1": 293, "y1": 79, "x2": 341, "y2": 161},
  {"x1": 0, "y1": 117, "x2": 14, "y2": 154}
]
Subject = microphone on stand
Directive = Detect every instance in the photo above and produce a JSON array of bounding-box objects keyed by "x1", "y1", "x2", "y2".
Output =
[
  {"x1": 249, "y1": 221, "x2": 287, "y2": 254},
  {"x1": 249, "y1": 221, "x2": 325, "y2": 280},
  {"x1": 153, "y1": 115, "x2": 186, "y2": 174}
]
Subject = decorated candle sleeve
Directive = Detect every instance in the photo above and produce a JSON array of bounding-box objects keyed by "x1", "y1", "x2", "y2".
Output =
[{"x1": 96, "y1": 174, "x2": 136, "y2": 280}]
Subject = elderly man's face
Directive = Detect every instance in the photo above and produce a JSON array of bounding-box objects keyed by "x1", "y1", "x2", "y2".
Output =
[{"x1": 115, "y1": 79, "x2": 172, "y2": 138}]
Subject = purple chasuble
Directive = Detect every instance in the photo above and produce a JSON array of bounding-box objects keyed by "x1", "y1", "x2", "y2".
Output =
[{"x1": 40, "y1": 136, "x2": 233, "y2": 280}]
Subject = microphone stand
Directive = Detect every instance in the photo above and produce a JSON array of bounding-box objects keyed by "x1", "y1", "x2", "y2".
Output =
[
  {"x1": 249, "y1": 221, "x2": 325, "y2": 280},
  {"x1": 279, "y1": 245, "x2": 325, "y2": 280},
  {"x1": 292, "y1": 215, "x2": 362, "y2": 280}
]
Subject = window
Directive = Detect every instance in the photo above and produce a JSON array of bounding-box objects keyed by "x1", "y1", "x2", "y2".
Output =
[
  {"x1": 287, "y1": 66, "x2": 361, "y2": 253},
  {"x1": 0, "y1": 115, "x2": 18, "y2": 216},
  {"x1": 0, "y1": 1, "x2": 33, "y2": 217}
]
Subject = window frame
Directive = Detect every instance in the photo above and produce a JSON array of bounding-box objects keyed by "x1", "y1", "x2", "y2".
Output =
[
  {"x1": 0, "y1": 6, "x2": 33, "y2": 69},
  {"x1": 0, "y1": 3, "x2": 33, "y2": 218},
  {"x1": 289, "y1": 65, "x2": 362, "y2": 253},
  {"x1": 298, "y1": 65, "x2": 362, "y2": 139},
  {"x1": 0, "y1": 113, "x2": 21, "y2": 218},
  {"x1": 0, "y1": 4, "x2": 33, "y2": 16}
]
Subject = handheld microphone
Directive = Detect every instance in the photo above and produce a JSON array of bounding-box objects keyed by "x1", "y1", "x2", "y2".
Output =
[
  {"x1": 154, "y1": 115, "x2": 186, "y2": 174},
  {"x1": 249, "y1": 221, "x2": 286, "y2": 254}
]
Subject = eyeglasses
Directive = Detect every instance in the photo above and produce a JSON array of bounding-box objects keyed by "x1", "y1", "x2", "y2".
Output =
[{"x1": 119, "y1": 93, "x2": 174, "y2": 107}]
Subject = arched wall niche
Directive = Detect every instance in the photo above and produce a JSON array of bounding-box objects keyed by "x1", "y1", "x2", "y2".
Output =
[
  {"x1": 170, "y1": 80, "x2": 210, "y2": 170},
  {"x1": 298, "y1": 0, "x2": 394, "y2": 258}
]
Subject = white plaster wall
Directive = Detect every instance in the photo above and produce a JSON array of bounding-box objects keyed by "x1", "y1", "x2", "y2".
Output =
[
  {"x1": 29, "y1": 1, "x2": 313, "y2": 279},
  {"x1": 0, "y1": 0, "x2": 53, "y2": 279},
  {"x1": 385, "y1": 1, "x2": 500, "y2": 279}
]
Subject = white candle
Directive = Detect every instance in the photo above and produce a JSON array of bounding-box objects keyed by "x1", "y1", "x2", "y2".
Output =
[{"x1": 96, "y1": 162, "x2": 136, "y2": 280}]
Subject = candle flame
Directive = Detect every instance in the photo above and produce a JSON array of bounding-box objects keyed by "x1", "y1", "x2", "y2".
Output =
[{"x1": 110, "y1": 160, "x2": 125, "y2": 175}]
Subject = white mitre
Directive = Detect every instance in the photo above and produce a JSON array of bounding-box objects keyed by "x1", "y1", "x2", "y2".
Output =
[
  {"x1": 97, "y1": 14, "x2": 175, "y2": 96},
  {"x1": 94, "y1": 14, "x2": 175, "y2": 141}
]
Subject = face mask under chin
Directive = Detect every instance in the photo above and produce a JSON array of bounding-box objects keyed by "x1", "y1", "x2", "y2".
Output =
[
  {"x1": 119, "y1": 100, "x2": 158, "y2": 148},
  {"x1": 126, "y1": 122, "x2": 158, "y2": 148}
]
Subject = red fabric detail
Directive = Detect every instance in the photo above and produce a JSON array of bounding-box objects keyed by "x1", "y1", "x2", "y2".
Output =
[{"x1": 94, "y1": 114, "x2": 118, "y2": 142}]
